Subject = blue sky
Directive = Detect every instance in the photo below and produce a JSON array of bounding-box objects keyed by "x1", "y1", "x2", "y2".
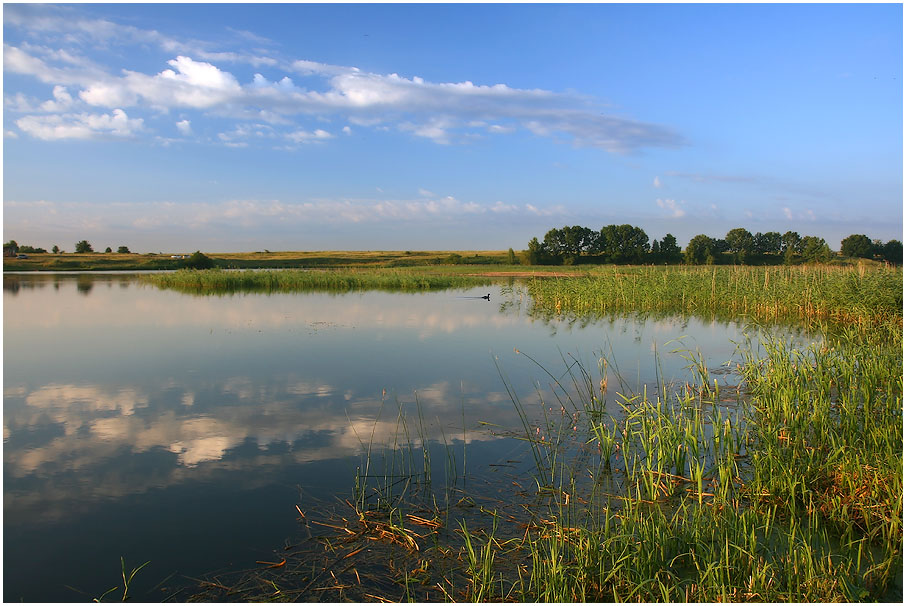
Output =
[{"x1": 3, "y1": 3, "x2": 902, "y2": 253}]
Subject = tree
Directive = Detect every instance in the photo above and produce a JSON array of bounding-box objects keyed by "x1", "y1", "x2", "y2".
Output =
[
  {"x1": 104, "y1": 247, "x2": 113, "y2": 253},
  {"x1": 52, "y1": 245, "x2": 60, "y2": 254},
  {"x1": 525, "y1": 237, "x2": 546, "y2": 265},
  {"x1": 840, "y1": 234, "x2": 873, "y2": 258},
  {"x1": 507, "y1": 248, "x2": 517, "y2": 264},
  {"x1": 800, "y1": 236, "x2": 831, "y2": 262},
  {"x1": 882, "y1": 240, "x2": 903, "y2": 264},
  {"x1": 684, "y1": 234, "x2": 714, "y2": 265},
  {"x1": 184, "y1": 251, "x2": 215, "y2": 269},
  {"x1": 4, "y1": 240, "x2": 18, "y2": 253},
  {"x1": 599, "y1": 224, "x2": 649, "y2": 263},
  {"x1": 75, "y1": 240, "x2": 94, "y2": 253},
  {"x1": 781, "y1": 231, "x2": 801, "y2": 254},
  {"x1": 754, "y1": 231, "x2": 782, "y2": 255},
  {"x1": 659, "y1": 234, "x2": 682, "y2": 264},
  {"x1": 117, "y1": 246, "x2": 131, "y2": 254},
  {"x1": 543, "y1": 225, "x2": 596, "y2": 263},
  {"x1": 724, "y1": 228, "x2": 755, "y2": 264}
]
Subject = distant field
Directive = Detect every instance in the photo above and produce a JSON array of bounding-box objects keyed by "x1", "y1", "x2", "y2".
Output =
[
  {"x1": 2, "y1": 250, "x2": 520, "y2": 271},
  {"x1": 3, "y1": 250, "x2": 887, "y2": 273}
]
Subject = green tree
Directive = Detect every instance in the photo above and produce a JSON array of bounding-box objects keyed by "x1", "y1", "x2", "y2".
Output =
[
  {"x1": 506, "y1": 248, "x2": 517, "y2": 264},
  {"x1": 525, "y1": 237, "x2": 545, "y2": 265},
  {"x1": 184, "y1": 251, "x2": 215, "y2": 269},
  {"x1": 75, "y1": 240, "x2": 94, "y2": 253},
  {"x1": 840, "y1": 234, "x2": 873, "y2": 258},
  {"x1": 781, "y1": 231, "x2": 801, "y2": 254},
  {"x1": 104, "y1": 246, "x2": 113, "y2": 253},
  {"x1": 52, "y1": 245, "x2": 60, "y2": 254},
  {"x1": 882, "y1": 240, "x2": 903, "y2": 264},
  {"x1": 800, "y1": 236, "x2": 831, "y2": 262},
  {"x1": 724, "y1": 228, "x2": 755, "y2": 264},
  {"x1": 659, "y1": 233, "x2": 682, "y2": 264},
  {"x1": 754, "y1": 231, "x2": 782, "y2": 255},
  {"x1": 117, "y1": 246, "x2": 131, "y2": 254},
  {"x1": 599, "y1": 224, "x2": 649, "y2": 263},
  {"x1": 4, "y1": 240, "x2": 18, "y2": 253},
  {"x1": 543, "y1": 225, "x2": 596, "y2": 263},
  {"x1": 684, "y1": 234, "x2": 714, "y2": 265}
]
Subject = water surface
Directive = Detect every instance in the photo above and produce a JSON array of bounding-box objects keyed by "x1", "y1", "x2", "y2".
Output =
[{"x1": 4, "y1": 273, "x2": 756, "y2": 601}]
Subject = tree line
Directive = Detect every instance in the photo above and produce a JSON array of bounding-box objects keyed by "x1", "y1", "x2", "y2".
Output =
[{"x1": 524, "y1": 225, "x2": 903, "y2": 265}]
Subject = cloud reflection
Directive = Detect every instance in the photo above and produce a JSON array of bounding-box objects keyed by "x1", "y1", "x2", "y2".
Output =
[{"x1": 4, "y1": 373, "x2": 527, "y2": 522}]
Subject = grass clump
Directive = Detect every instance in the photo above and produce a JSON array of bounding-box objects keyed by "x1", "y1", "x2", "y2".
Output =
[{"x1": 142, "y1": 268, "x2": 495, "y2": 295}]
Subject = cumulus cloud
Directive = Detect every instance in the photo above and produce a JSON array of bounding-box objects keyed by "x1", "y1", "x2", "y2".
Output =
[
  {"x1": 40, "y1": 85, "x2": 74, "y2": 112},
  {"x1": 285, "y1": 128, "x2": 333, "y2": 143},
  {"x1": 175, "y1": 119, "x2": 192, "y2": 135},
  {"x1": 5, "y1": 7, "x2": 683, "y2": 152},
  {"x1": 16, "y1": 109, "x2": 144, "y2": 140}
]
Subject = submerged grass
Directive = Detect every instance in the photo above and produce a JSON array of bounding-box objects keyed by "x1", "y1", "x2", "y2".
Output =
[{"x1": 182, "y1": 262, "x2": 901, "y2": 602}]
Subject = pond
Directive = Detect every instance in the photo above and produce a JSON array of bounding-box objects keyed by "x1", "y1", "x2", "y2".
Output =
[{"x1": 4, "y1": 273, "x2": 763, "y2": 601}]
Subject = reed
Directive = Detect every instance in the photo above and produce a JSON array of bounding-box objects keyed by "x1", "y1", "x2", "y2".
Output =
[
  {"x1": 525, "y1": 264, "x2": 902, "y2": 336},
  {"x1": 143, "y1": 267, "x2": 495, "y2": 295}
]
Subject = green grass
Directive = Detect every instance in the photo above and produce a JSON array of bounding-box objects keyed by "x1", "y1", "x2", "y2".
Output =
[
  {"x1": 141, "y1": 267, "x2": 498, "y2": 294},
  {"x1": 181, "y1": 262, "x2": 902, "y2": 602},
  {"x1": 525, "y1": 264, "x2": 902, "y2": 335}
]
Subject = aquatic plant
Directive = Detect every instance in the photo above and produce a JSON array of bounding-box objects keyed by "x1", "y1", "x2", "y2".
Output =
[
  {"x1": 525, "y1": 264, "x2": 902, "y2": 336},
  {"x1": 143, "y1": 268, "x2": 496, "y2": 295}
]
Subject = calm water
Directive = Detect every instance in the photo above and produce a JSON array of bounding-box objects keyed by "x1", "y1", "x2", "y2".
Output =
[{"x1": 4, "y1": 273, "x2": 756, "y2": 601}]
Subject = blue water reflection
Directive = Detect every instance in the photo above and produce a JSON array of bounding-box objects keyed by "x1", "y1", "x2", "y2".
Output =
[{"x1": 4, "y1": 273, "x2": 758, "y2": 601}]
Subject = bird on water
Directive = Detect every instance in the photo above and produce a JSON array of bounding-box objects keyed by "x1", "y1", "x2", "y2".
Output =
[{"x1": 482, "y1": 293, "x2": 490, "y2": 300}]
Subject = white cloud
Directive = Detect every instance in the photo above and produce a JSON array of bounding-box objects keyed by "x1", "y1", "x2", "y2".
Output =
[
  {"x1": 285, "y1": 128, "x2": 333, "y2": 144},
  {"x1": 5, "y1": 197, "x2": 567, "y2": 237},
  {"x1": 5, "y1": 7, "x2": 682, "y2": 152},
  {"x1": 176, "y1": 119, "x2": 192, "y2": 135},
  {"x1": 656, "y1": 198, "x2": 686, "y2": 218},
  {"x1": 783, "y1": 207, "x2": 793, "y2": 219},
  {"x1": 16, "y1": 109, "x2": 144, "y2": 140},
  {"x1": 653, "y1": 176, "x2": 662, "y2": 188},
  {"x1": 39, "y1": 85, "x2": 74, "y2": 112},
  {"x1": 81, "y1": 56, "x2": 242, "y2": 110},
  {"x1": 487, "y1": 124, "x2": 515, "y2": 134}
]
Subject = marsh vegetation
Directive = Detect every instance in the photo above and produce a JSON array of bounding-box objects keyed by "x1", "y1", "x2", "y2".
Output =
[{"x1": 180, "y1": 263, "x2": 902, "y2": 602}]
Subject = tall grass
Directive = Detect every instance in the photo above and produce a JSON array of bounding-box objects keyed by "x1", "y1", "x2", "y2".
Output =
[
  {"x1": 143, "y1": 267, "x2": 495, "y2": 294},
  {"x1": 526, "y1": 264, "x2": 902, "y2": 336}
]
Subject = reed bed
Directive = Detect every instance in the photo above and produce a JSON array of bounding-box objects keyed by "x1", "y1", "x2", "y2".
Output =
[
  {"x1": 526, "y1": 264, "x2": 902, "y2": 336},
  {"x1": 142, "y1": 268, "x2": 495, "y2": 295}
]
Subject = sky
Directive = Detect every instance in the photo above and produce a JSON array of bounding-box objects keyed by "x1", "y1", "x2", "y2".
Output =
[{"x1": 3, "y1": 2, "x2": 903, "y2": 253}]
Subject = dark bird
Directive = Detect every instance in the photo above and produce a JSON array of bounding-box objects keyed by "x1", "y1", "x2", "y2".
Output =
[{"x1": 482, "y1": 293, "x2": 490, "y2": 300}]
